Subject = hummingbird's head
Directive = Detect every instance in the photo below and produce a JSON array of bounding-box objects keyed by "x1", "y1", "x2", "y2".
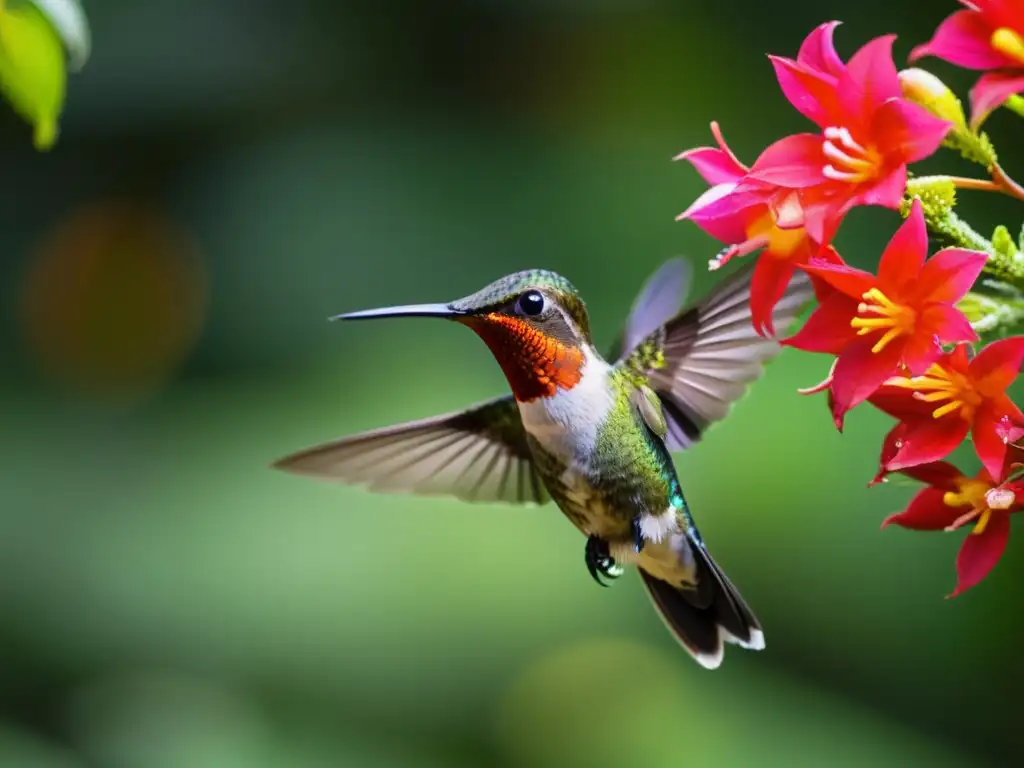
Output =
[{"x1": 335, "y1": 270, "x2": 592, "y2": 402}]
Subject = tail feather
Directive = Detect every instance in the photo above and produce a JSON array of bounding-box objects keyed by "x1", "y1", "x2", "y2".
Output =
[{"x1": 640, "y1": 542, "x2": 763, "y2": 670}]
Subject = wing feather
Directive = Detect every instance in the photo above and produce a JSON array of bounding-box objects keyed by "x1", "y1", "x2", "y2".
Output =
[
  {"x1": 273, "y1": 395, "x2": 548, "y2": 505},
  {"x1": 621, "y1": 261, "x2": 814, "y2": 451}
]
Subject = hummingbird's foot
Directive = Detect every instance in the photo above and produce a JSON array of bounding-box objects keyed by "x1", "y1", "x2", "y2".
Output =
[
  {"x1": 631, "y1": 515, "x2": 646, "y2": 554},
  {"x1": 585, "y1": 535, "x2": 624, "y2": 587}
]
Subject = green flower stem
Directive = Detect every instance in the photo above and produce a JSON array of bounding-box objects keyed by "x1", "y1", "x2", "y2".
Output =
[
  {"x1": 992, "y1": 163, "x2": 1024, "y2": 202},
  {"x1": 925, "y1": 208, "x2": 997, "y2": 258}
]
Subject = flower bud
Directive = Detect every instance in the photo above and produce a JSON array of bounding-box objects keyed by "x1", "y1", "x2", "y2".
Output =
[
  {"x1": 992, "y1": 224, "x2": 1019, "y2": 260},
  {"x1": 898, "y1": 68, "x2": 967, "y2": 130},
  {"x1": 903, "y1": 176, "x2": 957, "y2": 221}
]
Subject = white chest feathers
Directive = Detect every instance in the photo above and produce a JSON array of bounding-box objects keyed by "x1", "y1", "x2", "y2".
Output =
[{"x1": 517, "y1": 353, "x2": 615, "y2": 467}]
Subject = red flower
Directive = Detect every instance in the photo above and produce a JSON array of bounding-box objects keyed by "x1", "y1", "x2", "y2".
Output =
[
  {"x1": 783, "y1": 200, "x2": 985, "y2": 428},
  {"x1": 868, "y1": 383, "x2": 944, "y2": 485},
  {"x1": 882, "y1": 459, "x2": 1024, "y2": 597},
  {"x1": 910, "y1": 0, "x2": 1024, "y2": 128},
  {"x1": 871, "y1": 338, "x2": 1024, "y2": 479},
  {"x1": 676, "y1": 122, "x2": 828, "y2": 336},
  {"x1": 782, "y1": 201, "x2": 983, "y2": 430},
  {"x1": 748, "y1": 22, "x2": 952, "y2": 241}
]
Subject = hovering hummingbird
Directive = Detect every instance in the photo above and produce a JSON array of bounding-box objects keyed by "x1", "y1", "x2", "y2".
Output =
[{"x1": 273, "y1": 259, "x2": 812, "y2": 668}]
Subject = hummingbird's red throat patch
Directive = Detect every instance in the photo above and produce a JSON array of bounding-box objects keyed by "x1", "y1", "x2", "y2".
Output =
[{"x1": 468, "y1": 314, "x2": 584, "y2": 402}]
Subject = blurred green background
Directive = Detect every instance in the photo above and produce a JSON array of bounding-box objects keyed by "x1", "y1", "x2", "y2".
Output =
[{"x1": 2, "y1": 1, "x2": 1023, "y2": 766}]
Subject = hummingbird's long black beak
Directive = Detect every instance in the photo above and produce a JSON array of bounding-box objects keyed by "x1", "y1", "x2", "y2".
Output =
[{"x1": 329, "y1": 303, "x2": 465, "y2": 322}]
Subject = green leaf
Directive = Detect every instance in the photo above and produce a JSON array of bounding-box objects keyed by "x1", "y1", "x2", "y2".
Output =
[
  {"x1": 0, "y1": 0, "x2": 90, "y2": 150},
  {"x1": 0, "y1": 1, "x2": 65, "y2": 149}
]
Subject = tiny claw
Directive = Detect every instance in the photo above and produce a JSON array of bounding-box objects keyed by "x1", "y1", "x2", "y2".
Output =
[
  {"x1": 632, "y1": 515, "x2": 645, "y2": 554},
  {"x1": 585, "y1": 535, "x2": 610, "y2": 587},
  {"x1": 585, "y1": 535, "x2": 623, "y2": 587}
]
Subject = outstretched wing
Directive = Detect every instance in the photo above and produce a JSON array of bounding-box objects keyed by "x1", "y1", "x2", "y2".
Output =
[
  {"x1": 272, "y1": 395, "x2": 549, "y2": 505},
  {"x1": 607, "y1": 258, "x2": 692, "y2": 362},
  {"x1": 619, "y1": 261, "x2": 813, "y2": 451}
]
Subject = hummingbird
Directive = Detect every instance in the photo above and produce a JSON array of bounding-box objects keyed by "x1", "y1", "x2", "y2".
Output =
[{"x1": 273, "y1": 259, "x2": 812, "y2": 669}]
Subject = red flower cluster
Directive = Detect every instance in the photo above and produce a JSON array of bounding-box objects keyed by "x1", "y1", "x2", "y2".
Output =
[
  {"x1": 679, "y1": 21, "x2": 951, "y2": 335},
  {"x1": 675, "y1": 18, "x2": 1024, "y2": 597},
  {"x1": 785, "y1": 200, "x2": 986, "y2": 427},
  {"x1": 911, "y1": 0, "x2": 1024, "y2": 128}
]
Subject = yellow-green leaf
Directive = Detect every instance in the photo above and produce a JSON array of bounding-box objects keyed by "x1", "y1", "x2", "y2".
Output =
[{"x1": 0, "y1": 0, "x2": 68, "y2": 150}]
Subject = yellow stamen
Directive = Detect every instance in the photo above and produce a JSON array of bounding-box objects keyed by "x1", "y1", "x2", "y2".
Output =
[
  {"x1": 942, "y1": 480, "x2": 987, "y2": 509},
  {"x1": 821, "y1": 126, "x2": 883, "y2": 183},
  {"x1": 849, "y1": 287, "x2": 916, "y2": 354},
  {"x1": 991, "y1": 27, "x2": 1024, "y2": 66},
  {"x1": 973, "y1": 508, "x2": 993, "y2": 535},
  {"x1": 871, "y1": 327, "x2": 903, "y2": 354},
  {"x1": 931, "y1": 400, "x2": 965, "y2": 419},
  {"x1": 851, "y1": 317, "x2": 900, "y2": 331},
  {"x1": 914, "y1": 390, "x2": 956, "y2": 403},
  {"x1": 884, "y1": 363, "x2": 982, "y2": 420},
  {"x1": 942, "y1": 478, "x2": 995, "y2": 534},
  {"x1": 861, "y1": 287, "x2": 899, "y2": 312},
  {"x1": 887, "y1": 374, "x2": 947, "y2": 390}
]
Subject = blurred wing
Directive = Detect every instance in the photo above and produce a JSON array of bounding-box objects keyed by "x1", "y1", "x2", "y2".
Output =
[
  {"x1": 608, "y1": 258, "x2": 692, "y2": 362},
  {"x1": 272, "y1": 395, "x2": 549, "y2": 505},
  {"x1": 620, "y1": 261, "x2": 813, "y2": 451}
]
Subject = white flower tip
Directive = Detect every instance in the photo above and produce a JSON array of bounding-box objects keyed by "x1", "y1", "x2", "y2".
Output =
[
  {"x1": 986, "y1": 488, "x2": 1015, "y2": 510},
  {"x1": 32, "y1": 0, "x2": 92, "y2": 71}
]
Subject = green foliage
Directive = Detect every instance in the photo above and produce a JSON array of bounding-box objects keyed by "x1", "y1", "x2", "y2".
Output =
[
  {"x1": 0, "y1": 0, "x2": 89, "y2": 150},
  {"x1": 957, "y1": 288, "x2": 1024, "y2": 339},
  {"x1": 993, "y1": 225, "x2": 1019, "y2": 261}
]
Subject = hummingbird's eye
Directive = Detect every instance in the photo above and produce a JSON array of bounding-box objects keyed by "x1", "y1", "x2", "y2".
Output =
[{"x1": 516, "y1": 290, "x2": 545, "y2": 317}]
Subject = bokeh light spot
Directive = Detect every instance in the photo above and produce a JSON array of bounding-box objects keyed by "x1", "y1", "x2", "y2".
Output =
[{"x1": 19, "y1": 202, "x2": 208, "y2": 406}]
